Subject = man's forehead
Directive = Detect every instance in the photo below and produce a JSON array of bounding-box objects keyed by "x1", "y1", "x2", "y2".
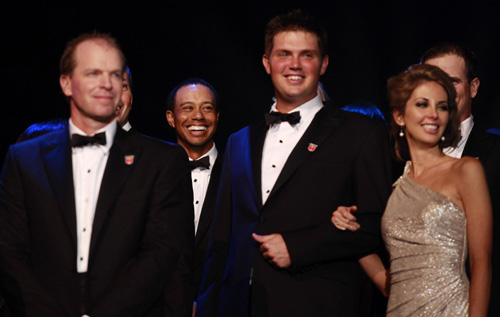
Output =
[
  {"x1": 74, "y1": 39, "x2": 124, "y2": 67},
  {"x1": 425, "y1": 54, "x2": 466, "y2": 77}
]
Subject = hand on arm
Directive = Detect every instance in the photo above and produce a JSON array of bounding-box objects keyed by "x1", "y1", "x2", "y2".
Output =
[
  {"x1": 331, "y1": 205, "x2": 360, "y2": 231},
  {"x1": 252, "y1": 233, "x2": 291, "y2": 268},
  {"x1": 331, "y1": 206, "x2": 389, "y2": 297}
]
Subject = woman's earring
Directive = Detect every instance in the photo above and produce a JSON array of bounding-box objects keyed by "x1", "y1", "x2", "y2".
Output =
[
  {"x1": 399, "y1": 127, "x2": 404, "y2": 137},
  {"x1": 441, "y1": 135, "x2": 445, "y2": 142}
]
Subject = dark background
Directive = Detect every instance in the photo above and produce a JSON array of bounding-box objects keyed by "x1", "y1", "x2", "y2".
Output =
[{"x1": 2, "y1": 1, "x2": 500, "y2": 164}]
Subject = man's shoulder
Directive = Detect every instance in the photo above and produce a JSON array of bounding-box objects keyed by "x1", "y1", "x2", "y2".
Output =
[{"x1": 124, "y1": 131, "x2": 183, "y2": 153}]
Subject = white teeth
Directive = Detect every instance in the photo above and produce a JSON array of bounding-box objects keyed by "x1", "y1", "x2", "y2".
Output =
[
  {"x1": 422, "y1": 124, "x2": 438, "y2": 130},
  {"x1": 288, "y1": 76, "x2": 303, "y2": 80},
  {"x1": 188, "y1": 126, "x2": 207, "y2": 131}
]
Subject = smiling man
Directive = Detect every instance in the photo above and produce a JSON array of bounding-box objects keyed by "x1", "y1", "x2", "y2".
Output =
[
  {"x1": 166, "y1": 78, "x2": 222, "y2": 304},
  {"x1": 196, "y1": 10, "x2": 392, "y2": 317},
  {"x1": 0, "y1": 33, "x2": 194, "y2": 316}
]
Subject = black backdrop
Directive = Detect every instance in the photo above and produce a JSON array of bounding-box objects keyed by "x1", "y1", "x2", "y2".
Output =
[{"x1": 2, "y1": 1, "x2": 500, "y2": 164}]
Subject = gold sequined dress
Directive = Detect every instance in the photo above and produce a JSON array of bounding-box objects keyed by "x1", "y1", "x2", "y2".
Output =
[{"x1": 382, "y1": 162, "x2": 469, "y2": 316}]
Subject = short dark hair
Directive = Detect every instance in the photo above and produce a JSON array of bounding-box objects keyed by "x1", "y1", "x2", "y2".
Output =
[
  {"x1": 60, "y1": 32, "x2": 126, "y2": 76},
  {"x1": 420, "y1": 42, "x2": 478, "y2": 82},
  {"x1": 387, "y1": 64, "x2": 460, "y2": 161},
  {"x1": 264, "y1": 9, "x2": 328, "y2": 58},
  {"x1": 166, "y1": 78, "x2": 219, "y2": 112}
]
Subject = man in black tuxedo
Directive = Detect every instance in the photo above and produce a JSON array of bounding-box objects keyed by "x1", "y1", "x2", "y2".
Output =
[
  {"x1": 166, "y1": 78, "x2": 222, "y2": 304},
  {"x1": 0, "y1": 33, "x2": 194, "y2": 316},
  {"x1": 196, "y1": 10, "x2": 392, "y2": 316},
  {"x1": 422, "y1": 43, "x2": 500, "y2": 316}
]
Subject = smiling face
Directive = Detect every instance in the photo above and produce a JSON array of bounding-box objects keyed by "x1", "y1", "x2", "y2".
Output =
[
  {"x1": 425, "y1": 54, "x2": 479, "y2": 122},
  {"x1": 262, "y1": 31, "x2": 328, "y2": 112},
  {"x1": 60, "y1": 39, "x2": 123, "y2": 134},
  {"x1": 394, "y1": 81, "x2": 450, "y2": 150},
  {"x1": 166, "y1": 84, "x2": 219, "y2": 159},
  {"x1": 116, "y1": 71, "x2": 133, "y2": 126}
]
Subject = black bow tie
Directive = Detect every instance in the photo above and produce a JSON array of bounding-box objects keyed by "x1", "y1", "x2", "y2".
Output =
[
  {"x1": 189, "y1": 156, "x2": 210, "y2": 170},
  {"x1": 265, "y1": 111, "x2": 301, "y2": 126},
  {"x1": 71, "y1": 132, "x2": 106, "y2": 147}
]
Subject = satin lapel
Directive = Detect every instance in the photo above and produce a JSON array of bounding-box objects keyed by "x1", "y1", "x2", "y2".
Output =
[
  {"x1": 195, "y1": 154, "x2": 223, "y2": 245},
  {"x1": 249, "y1": 120, "x2": 268, "y2": 209},
  {"x1": 89, "y1": 127, "x2": 140, "y2": 255},
  {"x1": 41, "y1": 128, "x2": 77, "y2": 245},
  {"x1": 267, "y1": 106, "x2": 346, "y2": 201}
]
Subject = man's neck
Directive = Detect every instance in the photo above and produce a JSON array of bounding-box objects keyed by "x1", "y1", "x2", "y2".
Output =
[
  {"x1": 275, "y1": 95, "x2": 318, "y2": 113},
  {"x1": 181, "y1": 141, "x2": 215, "y2": 160}
]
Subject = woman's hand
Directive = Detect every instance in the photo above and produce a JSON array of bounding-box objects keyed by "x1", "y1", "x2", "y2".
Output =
[{"x1": 331, "y1": 205, "x2": 360, "y2": 231}]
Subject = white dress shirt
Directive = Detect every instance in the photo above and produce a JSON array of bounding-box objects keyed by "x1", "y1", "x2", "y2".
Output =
[
  {"x1": 444, "y1": 115, "x2": 474, "y2": 158},
  {"x1": 261, "y1": 95, "x2": 323, "y2": 204},
  {"x1": 190, "y1": 144, "x2": 218, "y2": 234},
  {"x1": 70, "y1": 119, "x2": 117, "y2": 273}
]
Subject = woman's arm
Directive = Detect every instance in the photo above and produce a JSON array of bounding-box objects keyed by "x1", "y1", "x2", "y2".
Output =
[
  {"x1": 459, "y1": 157, "x2": 492, "y2": 317},
  {"x1": 331, "y1": 206, "x2": 389, "y2": 297},
  {"x1": 359, "y1": 254, "x2": 390, "y2": 297}
]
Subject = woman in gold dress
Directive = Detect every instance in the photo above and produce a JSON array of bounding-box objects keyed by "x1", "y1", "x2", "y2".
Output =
[{"x1": 332, "y1": 64, "x2": 492, "y2": 316}]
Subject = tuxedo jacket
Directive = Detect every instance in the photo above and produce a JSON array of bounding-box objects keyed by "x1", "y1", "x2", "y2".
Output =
[
  {"x1": 196, "y1": 104, "x2": 393, "y2": 317},
  {"x1": 193, "y1": 154, "x2": 223, "y2": 300},
  {"x1": 0, "y1": 124, "x2": 194, "y2": 317},
  {"x1": 463, "y1": 123, "x2": 500, "y2": 317}
]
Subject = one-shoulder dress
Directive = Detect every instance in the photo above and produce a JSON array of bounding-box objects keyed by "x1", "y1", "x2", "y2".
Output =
[{"x1": 381, "y1": 162, "x2": 469, "y2": 316}]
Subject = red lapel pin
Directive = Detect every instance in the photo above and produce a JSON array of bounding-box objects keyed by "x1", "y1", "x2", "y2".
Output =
[
  {"x1": 308, "y1": 143, "x2": 318, "y2": 152},
  {"x1": 124, "y1": 155, "x2": 135, "y2": 165}
]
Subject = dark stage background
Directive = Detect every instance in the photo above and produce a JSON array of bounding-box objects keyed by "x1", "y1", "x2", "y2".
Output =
[{"x1": 2, "y1": 1, "x2": 500, "y2": 164}]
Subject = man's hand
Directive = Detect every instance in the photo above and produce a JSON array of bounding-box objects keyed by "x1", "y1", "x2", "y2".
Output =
[{"x1": 252, "y1": 233, "x2": 291, "y2": 268}]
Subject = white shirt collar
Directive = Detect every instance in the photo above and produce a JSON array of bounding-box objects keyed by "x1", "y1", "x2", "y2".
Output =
[
  {"x1": 269, "y1": 94, "x2": 323, "y2": 128},
  {"x1": 460, "y1": 115, "x2": 474, "y2": 140},
  {"x1": 189, "y1": 143, "x2": 218, "y2": 170}
]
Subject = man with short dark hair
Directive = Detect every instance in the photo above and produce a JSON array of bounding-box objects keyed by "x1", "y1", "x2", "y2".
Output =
[
  {"x1": 0, "y1": 33, "x2": 194, "y2": 316},
  {"x1": 422, "y1": 43, "x2": 500, "y2": 316},
  {"x1": 196, "y1": 10, "x2": 392, "y2": 316},
  {"x1": 166, "y1": 78, "x2": 222, "y2": 305}
]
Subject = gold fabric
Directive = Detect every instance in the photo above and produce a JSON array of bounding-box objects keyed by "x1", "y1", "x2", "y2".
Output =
[{"x1": 382, "y1": 162, "x2": 469, "y2": 316}]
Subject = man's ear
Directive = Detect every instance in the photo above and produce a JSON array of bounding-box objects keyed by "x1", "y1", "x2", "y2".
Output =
[
  {"x1": 262, "y1": 54, "x2": 271, "y2": 75},
  {"x1": 320, "y1": 55, "x2": 329, "y2": 75},
  {"x1": 166, "y1": 110, "x2": 175, "y2": 128},
  {"x1": 470, "y1": 77, "x2": 480, "y2": 99},
  {"x1": 60, "y1": 74, "x2": 72, "y2": 97}
]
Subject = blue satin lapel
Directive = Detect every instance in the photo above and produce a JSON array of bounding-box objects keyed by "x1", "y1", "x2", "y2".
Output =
[{"x1": 248, "y1": 121, "x2": 267, "y2": 209}]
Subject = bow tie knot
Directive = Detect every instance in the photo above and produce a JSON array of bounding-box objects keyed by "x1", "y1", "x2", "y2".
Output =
[
  {"x1": 71, "y1": 132, "x2": 106, "y2": 147},
  {"x1": 189, "y1": 156, "x2": 210, "y2": 170},
  {"x1": 265, "y1": 111, "x2": 301, "y2": 126}
]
